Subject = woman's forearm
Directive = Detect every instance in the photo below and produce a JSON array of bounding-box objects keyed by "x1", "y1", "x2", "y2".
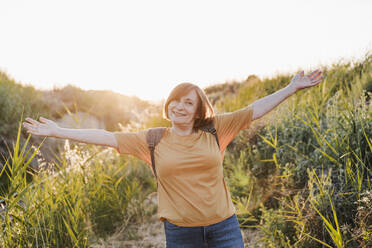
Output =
[
  {"x1": 250, "y1": 69, "x2": 323, "y2": 120},
  {"x1": 251, "y1": 84, "x2": 297, "y2": 120},
  {"x1": 54, "y1": 127, "x2": 118, "y2": 148}
]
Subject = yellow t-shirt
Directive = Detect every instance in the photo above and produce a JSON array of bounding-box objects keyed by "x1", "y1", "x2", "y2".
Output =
[{"x1": 114, "y1": 105, "x2": 253, "y2": 227}]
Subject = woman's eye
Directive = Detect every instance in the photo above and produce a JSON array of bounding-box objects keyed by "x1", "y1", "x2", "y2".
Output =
[{"x1": 186, "y1": 102, "x2": 193, "y2": 105}]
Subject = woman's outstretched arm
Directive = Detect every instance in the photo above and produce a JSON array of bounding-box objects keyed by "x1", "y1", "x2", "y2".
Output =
[
  {"x1": 250, "y1": 69, "x2": 323, "y2": 121},
  {"x1": 23, "y1": 117, "x2": 118, "y2": 149}
]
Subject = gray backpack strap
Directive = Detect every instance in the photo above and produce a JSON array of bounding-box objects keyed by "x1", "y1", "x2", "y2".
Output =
[
  {"x1": 199, "y1": 121, "x2": 220, "y2": 149},
  {"x1": 146, "y1": 128, "x2": 166, "y2": 179}
]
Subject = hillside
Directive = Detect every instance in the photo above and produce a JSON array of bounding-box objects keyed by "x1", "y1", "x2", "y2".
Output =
[
  {"x1": 0, "y1": 51, "x2": 371, "y2": 247},
  {"x1": 0, "y1": 74, "x2": 154, "y2": 169}
]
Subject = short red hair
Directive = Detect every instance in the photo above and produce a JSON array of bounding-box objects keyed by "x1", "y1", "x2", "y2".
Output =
[{"x1": 163, "y1": 83, "x2": 215, "y2": 129}]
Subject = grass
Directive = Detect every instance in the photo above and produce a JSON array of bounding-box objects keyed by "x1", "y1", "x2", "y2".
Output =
[{"x1": 0, "y1": 122, "x2": 156, "y2": 247}]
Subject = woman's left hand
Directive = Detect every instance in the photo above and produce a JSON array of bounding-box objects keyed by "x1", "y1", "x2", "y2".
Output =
[{"x1": 289, "y1": 69, "x2": 324, "y2": 92}]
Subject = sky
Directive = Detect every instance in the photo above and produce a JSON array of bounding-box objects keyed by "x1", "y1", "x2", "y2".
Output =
[{"x1": 1, "y1": 0, "x2": 372, "y2": 101}]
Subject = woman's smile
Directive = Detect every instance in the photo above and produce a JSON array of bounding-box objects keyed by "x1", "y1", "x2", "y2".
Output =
[
  {"x1": 172, "y1": 111, "x2": 187, "y2": 117},
  {"x1": 169, "y1": 109, "x2": 192, "y2": 122},
  {"x1": 168, "y1": 89, "x2": 199, "y2": 125}
]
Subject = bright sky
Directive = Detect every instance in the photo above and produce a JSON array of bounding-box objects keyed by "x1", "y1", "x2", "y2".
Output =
[{"x1": 1, "y1": 0, "x2": 371, "y2": 101}]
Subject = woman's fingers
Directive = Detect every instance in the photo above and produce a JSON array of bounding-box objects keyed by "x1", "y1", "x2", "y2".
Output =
[
  {"x1": 307, "y1": 69, "x2": 320, "y2": 78},
  {"x1": 313, "y1": 71, "x2": 322, "y2": 78},
  {"x1": 23, "y1": 121, "x2": 47, "y2": 136},
  {"x1": 23, "y1": 123, "x2": 37, "y2": 133},
  {"x1": 25, "y1": 117, "x2": 51, "y2": 126},
  {"x1": 25, "y1": 117, "x2": 39, "y2": 126},
  {"x1": 23, "y1": 117, "x2": 57, "y2": 137},
  {"x1": 39, "y1": 117, "x2": 50, "y2": 123},
  {"x1": 313, "y1": 72, "x2": 323, "y2": 81},
  {"x1": 307, "y1": 70, "x2": 323, "y2": 82},
  {"x1": 312, "y1": 77, "x2": 323, "y2": 85}
]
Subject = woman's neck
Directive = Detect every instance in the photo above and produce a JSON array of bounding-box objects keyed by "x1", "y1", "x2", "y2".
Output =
[{"x1": 171, "y1": 123, "x2": 195, "y2": 136}]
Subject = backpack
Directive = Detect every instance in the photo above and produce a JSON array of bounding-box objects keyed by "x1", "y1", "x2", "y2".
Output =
[{"x1": 146, "y1": 122, "x2": 220, "y2": 179}]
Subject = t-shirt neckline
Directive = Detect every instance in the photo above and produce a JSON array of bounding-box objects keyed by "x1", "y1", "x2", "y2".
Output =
[{"x1": 167, "y1": 127, "x2": 200, "y2": 138}]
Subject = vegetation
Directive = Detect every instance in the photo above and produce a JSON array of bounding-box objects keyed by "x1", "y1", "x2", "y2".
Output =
[
  {"x1": 223, "y1": 53, "x2": 372, "y2": 247},
  {"x1": 0, "y1": 51, "x2": 371, "y2": 247},
  {"x1": 0, "y1": 122, "x2": 156, "y2": 247},
  {"x1": 43, "y1": 84, "x2": 150, "y2": 131},
  {"x1": 0, "y1": 72, "x2": 50, "y2": 143}
]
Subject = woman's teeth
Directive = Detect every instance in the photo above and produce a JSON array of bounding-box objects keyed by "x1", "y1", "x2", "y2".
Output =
[{"x1": 173, "y1": 111, "x2": 186, "y2": 117}]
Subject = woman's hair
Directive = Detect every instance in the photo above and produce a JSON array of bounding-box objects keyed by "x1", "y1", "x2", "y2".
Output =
[{"x1": 163, "y1": 82, "x2": 215, "y2": 129}]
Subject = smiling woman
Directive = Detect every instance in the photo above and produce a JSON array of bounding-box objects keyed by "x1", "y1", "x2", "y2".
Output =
[
  {"x1": 163, "y1": 83, "x2": 215, "y2": 136},
  {"x1": 23, "y1": 69, "x2": 323, "y2": 247}
]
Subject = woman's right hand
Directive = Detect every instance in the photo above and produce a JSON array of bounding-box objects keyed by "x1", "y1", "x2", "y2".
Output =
[{"x1": 23, "y1": 117, "x2": 60, "y2": 137}]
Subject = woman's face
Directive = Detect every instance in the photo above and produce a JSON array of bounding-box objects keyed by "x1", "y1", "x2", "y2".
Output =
[{"x1": 167, "y1": 89, "x2": 199, "y2": 126}]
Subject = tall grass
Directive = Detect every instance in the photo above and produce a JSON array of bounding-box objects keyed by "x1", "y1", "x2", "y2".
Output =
[
  {"x1": 225, "y1": 53, "x2": 372, "y2": 247},
  {"x1": 0, "y1": 121, "x2": 156, "y2": 247}
]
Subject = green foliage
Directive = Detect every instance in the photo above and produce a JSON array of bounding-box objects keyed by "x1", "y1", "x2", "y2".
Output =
[
  {"x1": 0, "y1": 124, "x2": 157, "y2": 247},
  {"x1": 225, "y1": 52, "x2": 372, "y2": 247},
  {"x1": 0, "y1": 73, "x2": 50, "y2": 192},
  {"x1": 0, "y1": 72, "x2": 50, "y2": 139},
  {"x1": 83, "y1": 150, "x2": 156, "y2": 238}
]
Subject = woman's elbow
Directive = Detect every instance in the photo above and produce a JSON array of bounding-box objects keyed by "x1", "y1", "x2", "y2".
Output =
[{"x1": 105, "y1": 131, "x2": 118, "y2": 149}]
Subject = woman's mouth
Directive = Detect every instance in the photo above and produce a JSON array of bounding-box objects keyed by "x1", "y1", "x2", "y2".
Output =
[{"x1": 173, "y1": 111, "x2": 186, "y2": 117}]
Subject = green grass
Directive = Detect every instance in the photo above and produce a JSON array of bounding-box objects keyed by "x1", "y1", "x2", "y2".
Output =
[
  {"x1": 0, "y1": 122, "x2": 156, "y2": 247},
  {"x1": 227, "y1": 52, "x2": 372, "y2": 247}
]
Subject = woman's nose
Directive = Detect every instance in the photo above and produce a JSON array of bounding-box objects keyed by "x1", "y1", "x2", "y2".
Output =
[{"x1": 175, "y1": 101, "x2": 185, "y2": 109}]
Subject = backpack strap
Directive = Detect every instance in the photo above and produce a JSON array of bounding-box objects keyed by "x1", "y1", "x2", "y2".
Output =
[
  {"x1": 199, "y1": 121, "x2": 220, "y2": 149},
  {"x1": 146, "y1": 127, "x2": 166, "y2": 179}
]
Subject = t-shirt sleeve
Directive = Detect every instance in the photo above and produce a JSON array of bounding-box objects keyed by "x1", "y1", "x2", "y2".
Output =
[
  {"x1": 113, "y1": 130, "x2": 151, "y2": 165},
  {"x1": 213, "y1": 104, "x2": 254, "y2": 153}
]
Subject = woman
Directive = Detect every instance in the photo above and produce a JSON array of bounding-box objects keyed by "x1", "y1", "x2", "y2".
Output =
[{"x1": 23, "y1": 69, "x2": 323, "y2": 247}]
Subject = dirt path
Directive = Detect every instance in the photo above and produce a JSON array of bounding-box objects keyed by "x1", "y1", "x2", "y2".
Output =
[
  {"x1": 91, "y1": 213, "x2": 165, "y2": 248},
  {"x1": 91, "y1": 194, "x2": 262, "y2": 247},
  {"x1": 92, "y1": 214, "x2": 262, "y2": 248}
]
